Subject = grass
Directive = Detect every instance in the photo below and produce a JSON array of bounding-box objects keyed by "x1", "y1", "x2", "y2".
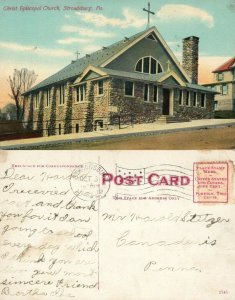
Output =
[{"x1": 26, "y1": 126, "x2": 235, "y2": 150}]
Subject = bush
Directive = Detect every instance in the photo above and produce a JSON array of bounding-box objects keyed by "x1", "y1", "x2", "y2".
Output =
[{"x1": 214, "y1": 111, "x2": 235, "y2": 119}]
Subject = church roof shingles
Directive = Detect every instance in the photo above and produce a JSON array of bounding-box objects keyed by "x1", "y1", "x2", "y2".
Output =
[
  {"x1": 24, "y1": 27, "x2": 151, "y2": 95},
  {"x1": 24, "y1": 26, "x2": 215, "y2": 95}
]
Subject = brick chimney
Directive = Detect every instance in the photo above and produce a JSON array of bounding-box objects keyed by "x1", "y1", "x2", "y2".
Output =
[{"x1": 182, "y1": 36, "x2": 199, "y2": 84}]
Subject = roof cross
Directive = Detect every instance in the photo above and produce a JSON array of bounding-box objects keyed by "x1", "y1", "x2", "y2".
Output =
[
  {"x1": 75, "y1": 50, "x2": 80, "y2": 60},
  {"x1": 167, "y1": 60, "x2": 172, "y2": 71},
  {"x1": 143, "y1": 2, "x2": 155, "y2": 28}
]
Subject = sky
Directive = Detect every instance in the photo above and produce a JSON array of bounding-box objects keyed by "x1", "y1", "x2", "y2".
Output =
[{"x1": 0, "y1": 0, "x2": 234, "y2": 107}]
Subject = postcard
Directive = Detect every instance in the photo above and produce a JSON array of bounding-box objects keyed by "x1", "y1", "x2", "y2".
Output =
[
  {"x1": 0, "y1": 150, "x2": 235, "y2": 299},
  {"x1": 0, "y1": 0, "x2": 234, "y2": 149},
  {"x1": 0, "y1": 0, "x2": 235, "y2": 299}
]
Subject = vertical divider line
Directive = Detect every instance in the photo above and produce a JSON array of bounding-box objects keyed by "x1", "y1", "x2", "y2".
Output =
[
  {"x1": 98, "y1": 193, "x2": 100, "y2": 290},
  {"x1": 98, "y1": 156, "x2": 101, "y2": 290}
]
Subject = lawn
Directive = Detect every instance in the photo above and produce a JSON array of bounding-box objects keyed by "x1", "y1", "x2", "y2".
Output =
[{"x1": 34, "y1": 126, "x2": 235, "y2": 150}]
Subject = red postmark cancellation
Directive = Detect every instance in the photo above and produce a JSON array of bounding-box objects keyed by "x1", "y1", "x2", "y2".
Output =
[{"x1": 193, "y1": 162, "x2": 229, "y2": 203}]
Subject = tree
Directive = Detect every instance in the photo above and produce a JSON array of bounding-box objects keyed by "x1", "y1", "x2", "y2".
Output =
[{"x1": 8, "y1": 68, "x2": 37, "y2": 120}]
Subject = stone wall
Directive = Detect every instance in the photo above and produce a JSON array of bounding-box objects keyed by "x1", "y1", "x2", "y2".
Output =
[
  {"x1": 27, "y1": 80, "x2": 110, "y2": 136},
  {"x1": 71, "y1": 79, "x2": 110, "y2": 132},
  {"x1": 109, "y1": 78, "x2": 162, "y2": 123},
  {"x1": 32, "y1": 93, "x2": 40, "y2": 131},
  {"x1": 31, "y1": 83, "x2": 72, "y2": 136},
  {"x1": 93, "y1": 79, "x2": 110, "y2": 128},
  {"x1": 173, "y1": 89, "x2": 214, "y2": 119},
  {"x1": 24, "y1": 94, "x2": 34, "y2": 130},
  {"x1": 25, "y1": 76, "x2": 215, "y2": 137}
]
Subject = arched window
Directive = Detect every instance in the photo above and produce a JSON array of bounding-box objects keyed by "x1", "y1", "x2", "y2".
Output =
[{"x1": 135, "y1": 56, "x2": 163, "y2": 74}]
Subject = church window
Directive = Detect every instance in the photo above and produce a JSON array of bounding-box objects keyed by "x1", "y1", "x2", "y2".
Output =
[
  {"x1": 146, "y1": 33, "x2": 157, "y2": 41},
  {"x1": 59, "y1": 85, "x2": 65, "y2": 105},
  {"x1": 34, "y1": 93, "x2": 39, "y2": 109},
  {"x1": 158, "y1": 64, "x2": 163, "y2": 73},
  {"x1": 97, "y1": 80, "x2": 104, "y2": 95},
  {"x1": 151, "y1": 59, "x2": 157, "y2": 74},
  {"x1": 76, "y1": 84, "x2": 86, "y2": 102},
  {"x1": 193, "y1": 92, "x2": 197, "y2": 107},
  {"x1": 136, "y1": 60, "x2": 142, "y2": 72},
  {"x1": 201, "y1": 93, "x2": 206, "y2": 108},
  {"x1": 186, "y1": 91, "x2": 190, "y2": 106},
  {"x1": 179, "y1": 90, "x2": 183, "y2": 105},
  {"x1": 46, "y1": 89, "x2": 51, "y2": 107},
  {"x1": 94, "y1": 120, "x2": 104, "y2": 130},
  {"x1": 135, "y1": 56, "x2": 163, "y2": 74},
  {"x1": 125, "y1": 81, "x2": 134, "y2": 96},
  {"x1": 144, "y1": 84, "x2": 149, "y2": 101},
  {"x1": 153, "y1": 86, "x2": 158, "y2": 102},
  {"x1": 143, "y1": 57, "x2": 150, "y2": 73}
]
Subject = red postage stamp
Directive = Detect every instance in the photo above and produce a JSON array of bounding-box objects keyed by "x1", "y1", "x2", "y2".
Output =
[{"x1": 193, "y1": 162, "x2": 229, "y2": 203}]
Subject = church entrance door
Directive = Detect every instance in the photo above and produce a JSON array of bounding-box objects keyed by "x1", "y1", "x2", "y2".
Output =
[{"x1": 162, "y1": 89, "x2": 170, "y2": 115}]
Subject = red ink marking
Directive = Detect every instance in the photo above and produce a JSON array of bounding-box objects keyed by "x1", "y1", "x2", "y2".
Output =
[{"x1": 193, "y1": 162, "x2": 228, "y2": 203}]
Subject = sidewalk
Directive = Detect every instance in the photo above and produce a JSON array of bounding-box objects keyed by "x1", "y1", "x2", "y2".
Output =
[{"x1": 1, "y1": 119, "x2": 235, "y2": 149}]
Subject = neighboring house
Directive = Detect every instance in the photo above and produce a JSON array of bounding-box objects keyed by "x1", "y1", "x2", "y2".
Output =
[
  {"x1": 0, "y1": 104, "x2": 23, "y2": 136},
  {"x1": 23, "y1": 26, "x2": 215, "y2": 136},
  {"x1": 203, "y1": 57, "x2": 235, "y2": 111},
  {"x1": 0, "y1": 103, "x2": 17, "y2": 120}
]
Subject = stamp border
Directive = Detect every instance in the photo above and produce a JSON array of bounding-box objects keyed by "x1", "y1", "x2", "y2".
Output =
[{"x1": 193, "y1": 162, "x2": 229, "y2": 204}]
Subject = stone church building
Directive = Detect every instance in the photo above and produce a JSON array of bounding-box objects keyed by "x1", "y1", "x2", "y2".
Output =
[{"x1": 23, "y1": 26, "x2": 215, "y2": 136}]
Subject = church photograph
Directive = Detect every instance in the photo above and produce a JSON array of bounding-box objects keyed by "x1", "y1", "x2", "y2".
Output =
[
  {"x1": 0, "y1": 0, "x2": 234, "y2": 149},
  {"x1": 23, "y1": 12, "x2": 216, "y2": 136}
]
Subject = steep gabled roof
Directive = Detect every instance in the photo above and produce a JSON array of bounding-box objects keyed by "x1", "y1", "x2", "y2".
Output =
[
  {"x1": 24, "y1": 26, "x2": 190, "y2": 95},
  {"x1": 24, "y1": 27, "x2": 152, "y2": 95},
  {"x1": 212, "y1": 57, "x2": 235, "y2": 73},
  {"x1": 157, "y1": 71, "x2": 186, "y2": 86},
  {"x1": 101, "y1": 27, "x2": 190, "y2": 82}
]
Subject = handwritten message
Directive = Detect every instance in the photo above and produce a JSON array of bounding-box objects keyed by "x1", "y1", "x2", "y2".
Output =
[{"x1": 0, "y1": 166, "x2": 99, "y2": 298}]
